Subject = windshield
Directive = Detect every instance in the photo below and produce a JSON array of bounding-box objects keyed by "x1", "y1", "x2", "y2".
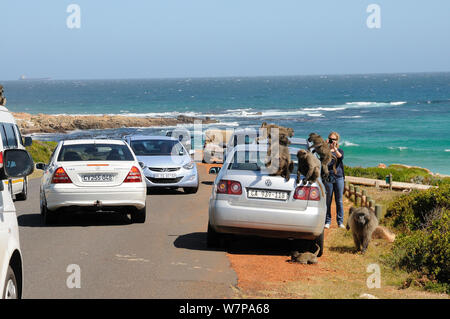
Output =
[
  {"x1": 57, "y1": 144, "x2": 134, "y2": 161},
  {"x1": 130, "y1": 139, "x2": 185, "y2": 156},
  {"x1": 228, "y1": 150, "x2": 299, "y2": 172}
]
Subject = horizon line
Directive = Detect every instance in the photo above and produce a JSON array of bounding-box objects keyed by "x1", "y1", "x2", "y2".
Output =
[{"x1": 1, "y1": 70, "x2": 449, "y2": 82}]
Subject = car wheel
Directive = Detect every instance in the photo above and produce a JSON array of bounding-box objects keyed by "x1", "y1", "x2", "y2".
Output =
[
  {"x1": 7, "y1": 180, "x2": 14, "y2": 201},
  {"x1": 2, "y1": 266, "x2": 19, "y2": 299},
  {"x1": 131, "y1": 206, "x2": 146, "y2": 224},
  {"x1": 41, "y1": 197, "x2": 57, "y2": 225},
  {"x1": 15, "y1": 178, "x2": 28, "y2": 201},
  {"x1": 206, "y1": 222, "x2": 222, "y2": 248},
  {"x1": 184, "y1": 186, "x2": 198, "y2": 194}
]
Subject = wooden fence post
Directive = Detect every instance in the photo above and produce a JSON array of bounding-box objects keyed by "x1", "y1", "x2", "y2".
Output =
[
  {"x1": 355, "y1": 186, "x2": 361, "y2": 206},
  {"x1": 361, "y1": 189, "x2": 367, "y2": 207},
  {"x1": 375, "y1": 204, "x2": 382, "y2": 220}
]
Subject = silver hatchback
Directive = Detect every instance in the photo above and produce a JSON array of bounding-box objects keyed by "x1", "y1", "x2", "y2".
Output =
[{"x1": 207, "y1": 143, "x2": 326, "y2": 255}]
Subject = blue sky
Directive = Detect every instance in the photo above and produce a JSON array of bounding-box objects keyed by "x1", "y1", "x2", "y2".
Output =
[{"x1": 0, "y1": 0, "x2": 449, "y2": 80}]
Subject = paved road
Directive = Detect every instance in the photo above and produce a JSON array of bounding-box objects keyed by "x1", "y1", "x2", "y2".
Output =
[{"x1": 14, "y1": 165, "x2": 237, "y2": 298}]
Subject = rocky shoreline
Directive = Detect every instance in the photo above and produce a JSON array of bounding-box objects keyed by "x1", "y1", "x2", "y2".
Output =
[{"x1": 13, "y1": 112, "x2": 218, "y2": 134}]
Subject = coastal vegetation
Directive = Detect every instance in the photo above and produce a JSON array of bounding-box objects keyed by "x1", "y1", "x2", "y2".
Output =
[
  {"x1": 382, "y1": 185, "x2": 449, "y2": 293},
  {"x1": 344, "y1": 164, "x2": 450, "y2": 187}
]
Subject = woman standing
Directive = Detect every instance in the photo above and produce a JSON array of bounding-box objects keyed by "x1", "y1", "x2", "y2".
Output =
[{"x1": 324, "y1": 132, "x2": 345, "y2": 229}]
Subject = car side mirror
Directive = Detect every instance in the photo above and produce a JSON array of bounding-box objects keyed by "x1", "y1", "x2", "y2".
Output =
[
  {"x1": 36, "y1": 162, "x2": 47, "y2": 170},
  {"x1": 189, "y1": 149, "x2": 195, "y2": 156},
  {"x1": 138, "y1": 161, "x2": 146, "y2": 169},
  {"x1": 209, "y1": 166, "x2": 221, "y2": 175},
  {"x1": 0, "y1": 149, "x2": 34, "y2": 179},
  {"x1": 23, "y1": 136, "x2": 33, "y2": 147}
]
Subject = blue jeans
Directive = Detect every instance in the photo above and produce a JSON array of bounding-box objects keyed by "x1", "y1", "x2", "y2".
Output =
[{"x1": 325, "y1": 177, "x2": 345, "y2": 225}]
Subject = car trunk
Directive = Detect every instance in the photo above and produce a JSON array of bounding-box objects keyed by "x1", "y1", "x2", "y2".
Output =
[
  {"x1": 60, "y1": 161, "x2": 135, "y2": 187},
  {"x1": 222, "y1": 170, "x2": 313, "y2": 211}
]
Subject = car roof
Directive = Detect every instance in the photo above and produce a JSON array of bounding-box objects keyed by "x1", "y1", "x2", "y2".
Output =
[
  {"x1": 290, "y1": 137, "x2": 308, "y2": 144},
  {"x1": 127, "y1": 135, "x2": 178, "y2": 141},
  {"x1": 233, "y1": 143, "x2": 304, "y2": 153},
  {"x1": 62, "y1": 139, "x2": 127, "y2": 145}
]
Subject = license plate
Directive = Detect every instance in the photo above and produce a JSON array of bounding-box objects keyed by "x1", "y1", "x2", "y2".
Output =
[
  {"x1": 247, "y1": 189, "x2": 289, "y2": 200},
  {"x1": 154, "y1": 173, "x2": 177, "y2": 179},
  {"x1": 81, "y1": 174, "x2": 114, "y2": 182}
]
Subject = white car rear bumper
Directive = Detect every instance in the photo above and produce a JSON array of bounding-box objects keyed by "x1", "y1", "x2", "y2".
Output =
[
  {"x1": 209, "y1": 199, "x2": 326, "y2": 239},
  {"x1": 45, "y1": 184, "x2": 146, "y2": 211}
]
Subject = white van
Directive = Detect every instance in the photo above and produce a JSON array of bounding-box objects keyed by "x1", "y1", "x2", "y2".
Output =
[
  {"x1": 0, "y1": 105, "x2": 35, "y2": 299},
  {"x1": 0, "y1": 107, "x2": 32, "y2": 200}
]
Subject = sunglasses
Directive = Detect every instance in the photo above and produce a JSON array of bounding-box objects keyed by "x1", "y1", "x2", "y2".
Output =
[{"x1": 328, "y1": 138, "x2": 337, "y2": 142}]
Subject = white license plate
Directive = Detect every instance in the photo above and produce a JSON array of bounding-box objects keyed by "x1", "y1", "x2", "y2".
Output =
[
  {"x1": 154, "y1": 173, "x2": 177, "y2": 179},
  {"x1": 81, "y1": 174, "x2": 114, "y2": 182},
  {"x1": 247, "y1": 189, "x2": 289, "y2": 200}
]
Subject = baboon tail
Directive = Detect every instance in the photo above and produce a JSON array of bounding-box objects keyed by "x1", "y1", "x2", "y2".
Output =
[{"x1": 314, "y1": 243, "x2": 320, "y2": 256}]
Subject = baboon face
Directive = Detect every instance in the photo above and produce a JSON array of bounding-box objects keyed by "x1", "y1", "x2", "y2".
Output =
[
  {"x1": 308, "y1": 133, "x2": 319, "y2": 143},
  {"x1": 355, "y1": 212, "x2": 369, "y2": 226},
  {"x1": 297, "y1": 149, "x2": 307, "y2": 159},
  {"x1": 279, "y1": 133, "x2": 290, "y2": 145}
]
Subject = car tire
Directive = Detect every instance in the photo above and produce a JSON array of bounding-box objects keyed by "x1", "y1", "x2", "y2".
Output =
[
  {"x1": 41, "y1": 197, "x2": 57, "y2": 225},
  {"x1": 15, "y1": 177, "x2": 28, "y2": 201},
  {"x1": 206, "y1": 222, "x2": 221, "y2": 248},
  {"x1": 131, "y1": 206, "x2": 146, "y2": 224},
  {"x1": 2, "y1": 266, "x2": 19, "y2": 299},
  {"x1": 184, "y1": 186, "x2": 198, "y2": 194},
  {"x1": 7, "y1": 180, "x2": 14, "y2": 201}
]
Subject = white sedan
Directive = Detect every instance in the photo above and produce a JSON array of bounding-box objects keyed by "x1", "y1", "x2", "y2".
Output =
[
  {"x1": 208, "y1": 143, "x2": 326, "y2": 255},
  {"x1": 36, "y1": 139, "x2": 147, "y2": 224}
]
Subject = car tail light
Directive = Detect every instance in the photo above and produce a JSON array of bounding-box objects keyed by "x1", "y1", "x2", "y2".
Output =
[
  {"x1": 52, "y1": 167, "x2": 72, "y2": 184},
  {"x1": 217, "y1": 180, "x2": 242, "y2": 195},
  {"x1": 294, "y1": 186, "x2": 320, "y2": 201},
  {"x1": 0, "y1": 152, "x2": 3, "y2": 169},
  {"x1": 124, "y1": 166, "x2": 142, "y2": 183}
]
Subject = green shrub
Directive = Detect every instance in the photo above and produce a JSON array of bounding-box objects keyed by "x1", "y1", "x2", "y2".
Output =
[
  {"x1": 383, "y1": 185, "x2": 450, "y2": 292},
  {"x1": 26, "y1": 140, "x2": 57, "y2": 164},
  {"x1": 384, "y1": 184, "x2": 450, "y2": 231}
]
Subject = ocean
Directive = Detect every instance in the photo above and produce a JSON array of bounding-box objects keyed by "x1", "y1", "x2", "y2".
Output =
[{"x1": 2, "y1": 73, "x2": 450, "y2": 174}]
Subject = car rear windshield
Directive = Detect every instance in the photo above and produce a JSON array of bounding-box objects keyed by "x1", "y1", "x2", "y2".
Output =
[
  {"x1": 130, "y1": 139, "x2": 185, "y2": 156},
  {"x1": 228, "y1": 150, "x2": 299, "y2": 173},
  {"x1": 57, "y1": 144, "x2": 134, "y2": 161}
]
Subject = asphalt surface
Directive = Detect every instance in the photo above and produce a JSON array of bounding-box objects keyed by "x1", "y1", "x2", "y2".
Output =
[{"x1": 14, "y1": 165, "x2": 237, "y2": 298}]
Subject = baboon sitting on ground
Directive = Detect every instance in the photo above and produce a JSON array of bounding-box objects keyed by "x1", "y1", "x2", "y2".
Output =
[
  {"x1": 307, "y1": 133, "x2": 336, "y2": 180},
  {"x1": 346, "y1": 206, "x2": 379, "y2": 253},
  {"x1": 289, "y1": 244, "x2": 320, "y2": 264}
]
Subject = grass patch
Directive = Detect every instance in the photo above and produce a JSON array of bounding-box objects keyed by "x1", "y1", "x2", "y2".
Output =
[
  {"x1": 26, "y1": 140, "x2": 57, "y2": 164},
  {"x1": 25, "y1": 140, "x2": 57, "y2": 179}
]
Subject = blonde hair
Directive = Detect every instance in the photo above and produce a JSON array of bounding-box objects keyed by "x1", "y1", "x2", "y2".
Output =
[{"x1": 328, "y1": 132, "x2": 340, "y2": 147}]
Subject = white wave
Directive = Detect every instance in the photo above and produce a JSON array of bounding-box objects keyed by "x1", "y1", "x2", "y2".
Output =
[
  {"x1": 341, "y1": 140, "x2": 359, "y2": 147},
  {"x1": 307, "y1": 113, "x2": 323, "y2": 117},
  {"x1": 388, "y1": 146, "x2": 408, "y2": 151},
  {"x1": 338, "y1": 115, "x2": 362, "y2": 119},
  {"x1": 445, "y1": 149, "x2": 450, "y2": 152},
  {"x1": 390, "y1": 101, "x2": 407, "y2": 106},
  {"x1": 303, "y1": 107, "x2": 346, "y2": 112}
]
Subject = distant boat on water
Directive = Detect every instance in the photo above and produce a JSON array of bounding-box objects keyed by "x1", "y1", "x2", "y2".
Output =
[{"x1": 19, "y1": 75, "x2": 51, "y2": 81}]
